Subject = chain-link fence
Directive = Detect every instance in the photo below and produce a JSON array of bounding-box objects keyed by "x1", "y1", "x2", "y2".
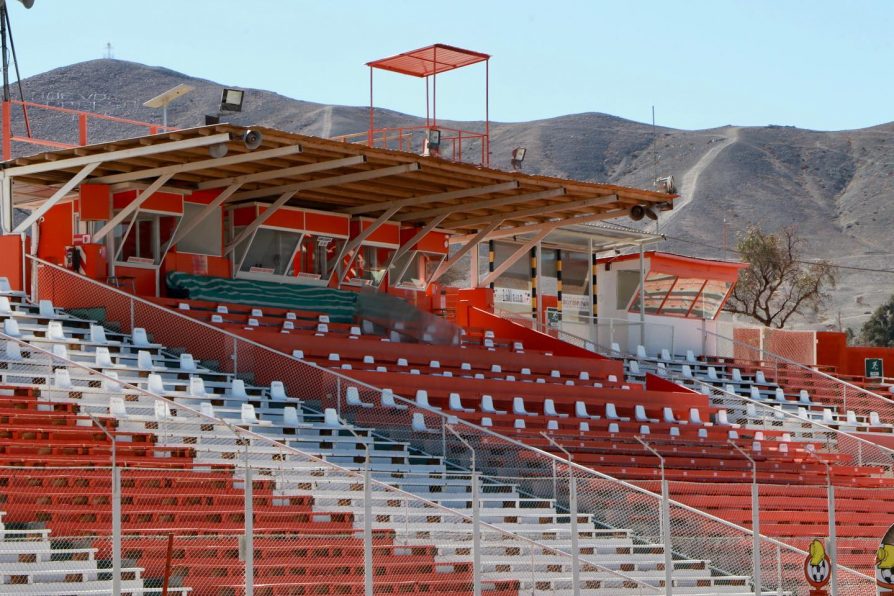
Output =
[{"x1": 22, "y1": 256, "x2": 880, "y2": 594}]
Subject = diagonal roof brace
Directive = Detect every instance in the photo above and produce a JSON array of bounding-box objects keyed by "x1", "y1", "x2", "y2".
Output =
[{"x1": 13, "y1": 162, "x2": 101, "y2": 233}]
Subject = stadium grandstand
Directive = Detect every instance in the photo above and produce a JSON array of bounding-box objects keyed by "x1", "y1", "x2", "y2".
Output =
[{"x1": 0, "y1": 42, "x2": 891, "y2": 596}]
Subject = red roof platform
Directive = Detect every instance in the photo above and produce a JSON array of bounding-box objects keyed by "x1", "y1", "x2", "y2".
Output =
[{"x1": 367, "y1": 44, "x2": 490, "y2": 78}]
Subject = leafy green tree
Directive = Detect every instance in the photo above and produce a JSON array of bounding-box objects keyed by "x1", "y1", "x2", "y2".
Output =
[
  {"x1": 860, "y1": 295, "x2": 894, "y2": 347},
  {"x1": 724, "y1": 225, "x2": 836, "y2": 328}
]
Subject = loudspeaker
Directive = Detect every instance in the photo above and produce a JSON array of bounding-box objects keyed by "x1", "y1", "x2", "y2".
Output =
[
  {"x1": 208, "y1": 143, "x2": 228, "y2": 159},
  {"x1": 629, "y1": 205, "x2": 645, "y2": 221},
  {"x1": 243, "y1": 129, "x2": 263, "y2": 151}
]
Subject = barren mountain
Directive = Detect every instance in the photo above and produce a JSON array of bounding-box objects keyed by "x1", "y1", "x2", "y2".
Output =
[{"x1": 11, "y1": 59, "x2": 894, "y2": 331}]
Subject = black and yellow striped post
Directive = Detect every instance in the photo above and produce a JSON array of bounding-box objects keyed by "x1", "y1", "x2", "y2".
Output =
[
  {"x1": 530, "y1": 246, "x2": 538, "y2": 321},
  {"x1": 591, "y1": 252, "x2": 598, "y2": 320},
  {"x1": 556, "y1": 249, "x2": 563, "y2": 315},
  {"x1": 488, "y1": 240, "x2": 495, "y2": 290}
]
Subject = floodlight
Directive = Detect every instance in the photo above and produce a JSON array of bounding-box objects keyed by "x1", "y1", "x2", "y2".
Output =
[
  {"x1": 426, "y1": 128, "x2": 441, "y2": 149},
  {"x1": 220, "y1": 88, "x2": 245, "y2": 112},
  {"x1": 630, "y1": 205, "x2": 658, "y2": 222},
  {"x1": 511, "y1": 147, "x2": 526, "y2": 170},
  {"x1": 204, "y1": 114, "x2": 220, "y2": 126},
  {"x1": 655, "y1": 175, "x2": 677, "y2": 194}
]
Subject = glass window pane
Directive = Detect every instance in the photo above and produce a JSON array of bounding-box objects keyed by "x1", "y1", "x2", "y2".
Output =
[
  {"x1": 692, "y1": 279, "x2": 732, "y2": 319},
  {"x1": 239, "y1": 228, "x2": 301, "y2": 275},
  {"x1": 296, "y1": 234, "x2": 346, "y2": 279},
  {"x1": 660, "y1": 277, "x2": 704, "y2": 317},
  {"x1": 629, "y1": 272, "x2": 676, "y2": 314},
  {"x1": 178, "y1": 203, "x2": 222, "y2": 256}
]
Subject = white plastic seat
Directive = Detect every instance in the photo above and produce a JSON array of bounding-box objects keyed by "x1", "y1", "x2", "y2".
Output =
[
  {"x1": 610, "y1": 342, "x2": 621, "y2": 354},
  {"x1": 53, "y1": 368, "x2": 72, "y2": 389},
  {"x1": 189, "y1": 377, "x2": 207, "y2": 397},
  {"x1": 774, "y1": 387, "x2": 787, "y2": 403},
  {"x1": 179, "y1": 353, "x2": 197, "y2": 372},
  {"x1": 607, "y1": 374, "x2": 618, "y2": 383},
  {"x1": 415, "y1": 389, "x2": 438, "y2": 410},
  {"x1": 346, "y1": 386, "x2": 373, "y2": 409},
  {"x1": 821, "y1": 409, "x2": 835, "y2": 425},
  {"x1": 318, "y1": 315, "x2": 330, "y2": 324},
  {"x1": 520, "y1": 367, "x2": 531, "y2": 375},
  {"x1": 137, "y1": 350, "x2": 154, "y2": 371},
  {"x1": 381, "y1": 388, "x2": 407, "y2": 410},
  {"x1": 397, "y1": 358, "x2": 408, "y2": 367},
  {"x1": 0, "y1": 277, "x2": 11, "y2": 294},
  {"x1": 285, "y1": 312, "x2": 296, "y2": 320},
  {"x1": 746, "y1": 403, "x2": 757, "y2": 417},
  {"x1": 483, "y1": 338, "x2": 495, "y2": 348},
  {"x1": 38, "y1": 300, "x2": 55, "y2": 318},
  {"x1": 638, "y1": 425, "x2": 651, "y2": 435},
  {"x1": 799, "y1": 390, "x2": 812, "y2": 404},
  {"x1": 490, "y1": 364, "x2": 501, "y2": 373},
  {"x1": 628, "y1": 360, "x2": 640, "y2": 374},
  {"x1": 706, "y1": 366, "x2": 719, "y2": 381},
  {"x1": 608, "y1": 422, "x2": 620, "y2": 434},
  {"x1": 46, "y1": 321, "x2": 66, "y2": 340},
  {"x1": 328, "y1": 353, "x2": 340, "y2": 362},
  {"x1": 578, "y1": 371, "x2": 589, "y2": 381},
  {"x1": 448, "y1": 393, "x2": 473, "y2": 413},
  {"x1": 697, "y1": 428, "x2": 708, "y2": 438},
  {"x1": 681, "y1": 365, "x2": 693, "y2": 379},
  {"x1": 660, "y1": 348, "x2": 672, "y2": 361},
  {"x1": 429, "y1": 360, "x2": 441, "y2": 369},
  {"x1": 513, "y1": 397, "x2": 534, "y2": 416},
  {"x1": 94, "y1": 347, "x2": 113, "y2": 368},
  {"x1": 147, "y1": 373, "x2": 166, "y2": 395},
  {"x1": 211, "y1": 314, "x2": 224, "y2": 323},
  {"x1": 635, "y1": 405, "x2": 657, "y2": 423},
  {"x1": 754, "y1": 431, "x2": 765, "y2": 441},
  {"x1": 349, "y1": 326, "x2": 361, "y2": 336},
  {"x1": 546, "y1": 420, "x2": 559, "y2": 431},
  {"x1": 511, "y1": 418, "x2": 526, "y2": 430},
  {"x1": 292, "y1": 350, "x2": 304, "y2": 359},
  {"x1": 636, "y1": 345, "x2": 647, "y2": 358},
  {"x1": 481, "y1": 417, "x2": 493, "y2": 427},
  {"x1": 132, "y1": 328, "x2": 151, "y2": 347},
  {"x1": 52, "y1": 343, "x2": 68, "y2": 360},
  {"x1": 250, "y1": 308, "x2": 263, "y2": 317},
  {"x1": 0, "y1": 296, "x2": 11, "y2": 315},
  {"x1": 363, "y1": 355, "x2": 375, "y2": 364},
  {"x1": 110, "y1": 396, "x2": 127, "y2": 417},
  {"x1": 282, "y1": 406, "x2": 300, "y2": 426},
  {"x1": 200, "y1": 402, "x2": 215, "y2": 418},
  {"x1": 481, "y1": 395, "x2": 506, "y2": 415},
  {"x1": 669, "y1": 426, "x2": 680, "y2": 437},
  {"x1": 846, "y1": 410, "x2": 859, "y2": 425},
  {"x1": 550, "y1": 370, "x2": 561, "y2": 379},
  {"x1": 689, "y1": 408, "x2": 703, "y2": 425},
  {"x1": 731, "y1": 368, "x2": 743, "y2": 382},
  {"x1": 341, "y1": 363, "x2": 353, "y2": 370},
  {"x1": 716, "y1": 410, "x2": 731, "y2": 426},
  {"x1": 605, "y1": 403, "x2": 629, "y2": 421},
  {"x1": 154, "y1": 401, "x2": 171, "y2": 421},
  {"x1": 412, "y1": 412, "x2": 436, "y2": 433},
  {"x1": 725, "y1": 383, "x2": 737, "y2": 395},
  {"x1": 750, "y1": 386, "x2": 762, "y2": 401},
  {"x1": 512, "y1": 341, "x2": 524, "y2": 352},
  {"x1": 316, "y1": 323, "x2": 329, "y2": 334},
  {"x1": 752, "y1": 441, "x2": 762, "y2": 452},
  {"x1": 323, "y1": 408, "x2": 341, "y2": 428},
  {"x1": 240, "y1": 403, "x2": 259, "y2": 425},
  {"x1": 575, "y1": 401, "x2": 598, "y2": 420},
  {"x1": 578, "y1": 421, "x2": 590, "y2": 433},
  {"x1": 4, "y1": 340, "x2": 21, "y2": 360},
  {"x1": 544, "y1": 399, "x2": 567, "y2": 418},
  {"x1": 89, "y1": 324, "x2": 109, "y2": 344},
  {"x1": 177, "y1": 302, "x2": 190, "y2": 311},
  {"x1": 270, "y1": 381, "x2": 287, "y2": 400},
  {"x1": 281, "y1": 320, "x2": 294, "y2": 330},
  {"x1": 686, "y1": 350, "x2": 696, "y2": 363},
  {"x1": 216, "y1": 305, "x2": 228, "y2": 314},
  {"x1": 755, "y1": 370, "x2": 767, "y2": 384},
  {"x1": 663, "y1": 407, "x2": 679, "y2": 424},
  {"x1": 728, "y1": 430, "x2": 739, "y2": 440},
  {"x1": 870, "y1": 412, "x2": 884, "y2": 427}
]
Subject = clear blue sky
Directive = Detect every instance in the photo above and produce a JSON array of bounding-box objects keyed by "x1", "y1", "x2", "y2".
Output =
[{"x1": 6, "y1": 0, "x2": 893, "y2": 131}]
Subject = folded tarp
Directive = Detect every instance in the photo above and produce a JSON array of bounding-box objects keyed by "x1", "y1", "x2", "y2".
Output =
[{"x1": 166, "y1": 272, "x2": 357, "y2": 323}]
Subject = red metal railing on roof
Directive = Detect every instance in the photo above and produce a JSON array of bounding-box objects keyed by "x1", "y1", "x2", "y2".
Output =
[
  {"x1": 1, "y1": 99, "x2": 177, "y2": 161},
  {"x1": 332, "y1": 124, "x2": 487, "y2": 165}
]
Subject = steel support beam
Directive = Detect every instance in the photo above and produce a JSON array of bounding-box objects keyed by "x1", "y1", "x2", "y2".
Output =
[
  {"x1": 224, "y1": 187, "x2": 301, "y2": 255},
  {"x1": 2, "y1": 133, "x2": 231, "y2": 178},
  {"x1": 90, "y1": 144, "x2": 304, "y2": 185},
  {"x1": 13, "y1": 162, "x2": 101, "y2": 233},
  {"x1": 93, "y1": 173, "x2": 174, "y2": 242},
  {"x1": 335, "y1": 205, "x2": 401, "y2": 284}
]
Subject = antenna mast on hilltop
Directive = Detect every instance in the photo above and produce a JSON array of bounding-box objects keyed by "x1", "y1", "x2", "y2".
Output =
[{"x1": 104, "y1": 42, "x2": 113, "y2": 59}]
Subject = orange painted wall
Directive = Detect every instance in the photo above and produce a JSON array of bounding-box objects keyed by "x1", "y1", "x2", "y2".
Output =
[
  {"x1": 113, "y1": 266, "x2": 156, "y2": 296},
  {"x1": 816, "y1": 330, "x2": 894, "y2": 377},
  {"x1": 0, "y1": 235, "x2": 26, "y2": 291},
  {"x1": 37, "y1": 202, "x2": 73, "y2": 265}
]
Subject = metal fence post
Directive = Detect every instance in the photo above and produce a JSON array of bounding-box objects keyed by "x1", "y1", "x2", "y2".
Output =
[
  {"x1": 445, "y1": 425, "x2": 480, "y2": 596},
  {"x1": 129, "y1": 297, "x2": 134, "y2": 332},
  {"x1": 776, "y1": 545, "x2": 783, "y2": 595},
  {"x1": 730, "y1": 441, "x2": 761, "y2": 595},
  {"x1": 112, "y1": 463, "x2": 121, "y2": 596},
  {"x1": 244, "y1": 462, "x2": 254, "y2": 596},
  {"x1": 636, "y1": 436, "x2": 672, "y2": 596},
  {"x1": 363, "y1": 462, "x2": 373, "y2": 596},
  {"x1": 540, "y1": 432, "x2": 579, "y2": 595},
  {"x1": 828, "y1": 475, "x2": 838, "y2": 596}
]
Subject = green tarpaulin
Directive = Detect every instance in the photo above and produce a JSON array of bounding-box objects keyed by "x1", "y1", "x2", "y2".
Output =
[{"x1": 166, "y1": 272, "x2": 357, "y2": 323}]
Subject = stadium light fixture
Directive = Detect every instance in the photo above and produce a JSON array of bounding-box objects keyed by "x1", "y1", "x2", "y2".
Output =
[
  {"x1": 510, "y1": 147, "x2": 526, "y2": 170},
  {"x1": 220, "y1": 88, "x2": 245, "y2": 112}
]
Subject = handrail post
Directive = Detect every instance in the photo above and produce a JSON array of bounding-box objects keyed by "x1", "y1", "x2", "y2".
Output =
[
  {"x1": 636, "y1": 436, "x2": 672, "y2": 596},
  {"x1": 730, "y1": 441, "x2": 761, "y2": 595},
  {"x1": 85, "y1": 410, "x2": 120, "y2": 596},
  {"x1": 541, "y1": 432, "x2": 579, "y2": 596},
  {"x1": 446, "y1": 425, "x2": 480, "y2": 596},
  {"x1": 340, "y1": 418, "x2": 373, "y2": 596},
  {"x1": 243, "y1": 445, "x2": 254, "y2": 596}
]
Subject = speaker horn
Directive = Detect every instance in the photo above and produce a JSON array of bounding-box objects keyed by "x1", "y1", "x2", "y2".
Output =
[
  {"x1": 208, "y1": 143, "x2": 228, "y2": 159},
  {"x1": 629, "y1": 205, "x2": 645, "y2": 221},
  {"x1": 242, "y1": 129, "x2": 263, "y2": 151}
]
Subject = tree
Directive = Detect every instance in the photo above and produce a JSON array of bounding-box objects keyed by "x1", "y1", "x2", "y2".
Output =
[
  {"x1": 724, "y1": 225, "x2": 836, "y2": 328},
  {"x1": 859, "y1": 295, "x2": 894, "y2": 347}
]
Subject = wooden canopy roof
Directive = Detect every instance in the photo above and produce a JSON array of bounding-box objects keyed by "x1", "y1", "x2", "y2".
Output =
[{"x1": 2, "y1": 123, "x2": 676, "y2": 239}]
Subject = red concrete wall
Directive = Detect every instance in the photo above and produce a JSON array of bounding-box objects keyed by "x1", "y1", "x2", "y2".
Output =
[
  {"x1": 0, "y1": 235, "x2": 26, "y2": 291},
  {"x1": 816, "y1": 331, "x2": 894, "y2": 378}
]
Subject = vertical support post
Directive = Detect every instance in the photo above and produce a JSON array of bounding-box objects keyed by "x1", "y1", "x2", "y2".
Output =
[
  {"x1": 128, "y1": 298, "x2": 135, "y2": 334},
  {"x1": 470, "y1": 241, "x2": 479, "y2": 289},
  {"x1": 556, "y1": 249, "x2": 563, "y2": 317},
  {"x1": 363, "y1": 462, "x2": 373, "y2": 596},
  {"x1": 244, "y1": 462, "x2": 254, "y2": 596},
  {"x1": 78, "y1": 113, "x2": 88, "y2": 146},
  {"x1": 638, "y1": 245, "x2": 646, "y2": 347},
  {"x1": 530, "y1": 245, "x2": 538, "y2": 323},
  {"x1": 590, "y1": 238, "x2": 597, "y2": 334},
  {"x1": 569, "y1": 474, "x2": 580, "y2": 596},
  {"x1": 432, "y1": 46, "x2": 437, "y2": 127},
  {"x1": 112, "y1": 445, "x2": 121, "y2": 596},
  {"x1": 827, "y1": 473, "x2": 838, "y2": 596},
  {"x1": 1, "y1": 100, "x2": 10, "y2": 161},
  {"x1": 0, "y1": 172, "x2": 11, "y2": 234},
  {"x1": 660, "y1": 472, "x2": 673, "y2": 596},
  {"x1": 731, "y1": 442, "x2": 760, "y2": 595},
  {"x1": 471, "y1": 470, "x2": 481, "y2": 596},
  {"x1": 487, "y1": 239, "x2": 495, "y2": 290},
  {"x1": 776, "y1": 545, "x2": 783, "y2": 596},
  {"x1": 336, "y1": 377, "x2": 342, "y2": 417},
  {"x1": 368, "y1": 67, "x2": 374, "y2": 147},
  {"x1": 161, "y1": 533, "x2": 174, "y2": 596},
  {"x1": 484, "y1": 58, "x2": 489, "y2": 167}
]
